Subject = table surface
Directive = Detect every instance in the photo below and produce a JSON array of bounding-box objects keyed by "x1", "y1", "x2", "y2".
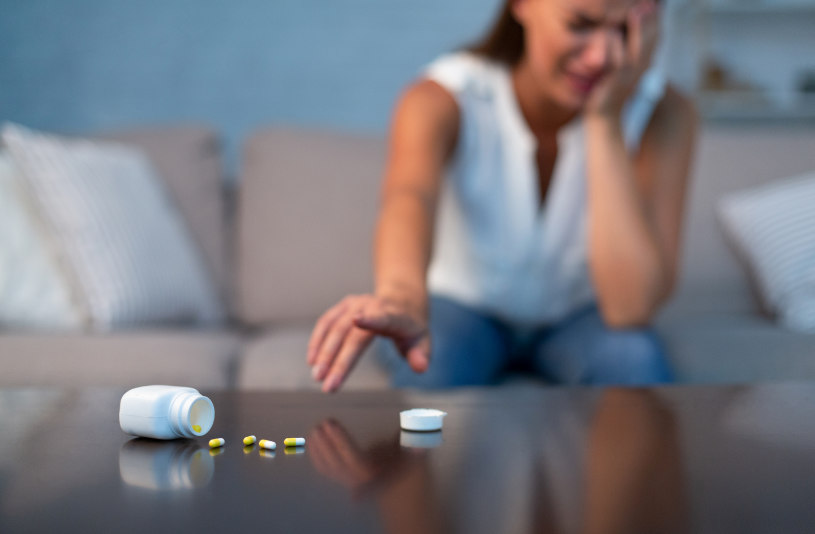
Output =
[{"x1": 2, "y1": 383, "x2": 815, "y2": 533}]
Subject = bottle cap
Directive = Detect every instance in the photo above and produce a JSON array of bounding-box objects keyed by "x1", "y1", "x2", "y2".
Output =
[{"x1": 400, "y1": 408, "x2": 447, "y2": 431}]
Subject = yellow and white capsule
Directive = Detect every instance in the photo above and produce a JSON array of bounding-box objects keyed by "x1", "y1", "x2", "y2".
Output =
[
  {"x1": 208, "y1": 438, "x2": 225, "y2": 448},
  {"x1": 192, "y1": 425, "x2": 202, "y2": 433},
  {"x1": 243, "y1": 435, "x2": 257, "y2": 445},
  {"x1": 284, "y1": 437, "x2": 305, "y2": 447},
  {"x1": 259, "y1": 439, "x2": 276, "y2": 450}
]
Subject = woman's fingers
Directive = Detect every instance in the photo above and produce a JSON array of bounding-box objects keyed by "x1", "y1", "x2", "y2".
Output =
[
  {"x1": 641, "y1": 1, "x2": 660, "y2": 61},
  {"x1": 406, "y1": 336, "x2": 431, "y2": 373},
  {"x1": 355, "y1": 303, "x2": 431, "y2": 373},
  {"x1": 627, "y1": 0, "x2": 659, "y2": 67},
  {"x1": 322, "y1": 327, "x2": 375, "y2": 393},
  {"x1": 609, "y1": 29, "x2": 626, "y2": 77},
  {"x1": 321, "y1": 419, "x2": 372, "y2": 482},
  {"x1": 308, "y1": 424, "x2": 334, "y2": 476},
  {"x1": 312, "y1": 314, "x2": 356, "y2": 382},
  {"x1": 626, "y1": 2, "x2": 643, "y2": 64},
  {"x1": 308, "y1": 294, "x2": 430, "y2": 393},
  {"x1": 308, "y1": 420, "x2": 375, "y2": 491},
  {"x1": 310, "y1": 424, "x2": 355, "y2": 486},
  {"x1": 307, "y1": 299, "x2": 350, "y2": 366},
  {"x1": 354, "y1": 308, "x2": 422, "y2": 339}
]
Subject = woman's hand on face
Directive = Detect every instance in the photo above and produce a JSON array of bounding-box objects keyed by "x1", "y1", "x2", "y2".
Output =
[
  {"x1": 307, "y1": 294, "x2": 431, "y2": 393},
  {"x1": 586, "y1": 0, "x2": 660, "y2": 118}
]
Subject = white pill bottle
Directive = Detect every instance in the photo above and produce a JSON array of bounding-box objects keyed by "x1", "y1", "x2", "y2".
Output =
[{"x1": 119, "y1": 385, "x2": 214, "y2": 440}]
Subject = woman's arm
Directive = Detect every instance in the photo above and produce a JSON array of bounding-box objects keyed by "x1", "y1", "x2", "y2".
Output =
[
  {"x1": 306, "y1": 79, "x2": 459, "y2": 392},
  {"x1": 581, "y1": 0, "x2": 697, "y2": 327},
  {"x1": 374, "y1": 80, "x2": 459, "y2": 319},
  {"x1": 586, "y1": 86, "x2": 697, "y2": 327}
]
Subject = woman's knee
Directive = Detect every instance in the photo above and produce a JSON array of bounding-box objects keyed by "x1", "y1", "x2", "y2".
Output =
[{"x1": 588, "y1": 329, "x2": 674, "y2": 385}]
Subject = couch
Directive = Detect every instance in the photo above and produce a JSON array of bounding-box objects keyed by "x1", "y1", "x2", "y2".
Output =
[{"x1": 1, "y1": 122, "x2": 814, "y2": 390}]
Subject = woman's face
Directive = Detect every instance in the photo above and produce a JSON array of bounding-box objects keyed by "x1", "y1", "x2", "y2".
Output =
[{"x1": 512, "y1": 0, "x2": 641, "y2": 110}]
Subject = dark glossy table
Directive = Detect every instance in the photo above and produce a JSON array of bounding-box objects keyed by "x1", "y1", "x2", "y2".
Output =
[{"x1": 2, "y1": 383, "x2": 815, "y2": 533}]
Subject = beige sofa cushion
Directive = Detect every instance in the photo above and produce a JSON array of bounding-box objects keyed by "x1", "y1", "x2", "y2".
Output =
[
  {"x1": 0, "y1": 331, "x2": 240, "y2": 389},
  {"x1": 237, "y1": 324, "x2": 389, "y2": 390},
  {"x1": 102, "y1": 126, "x2": 230, "y2": 307},
  {"x1": 236, "y1": 129, "x2": 384, "y2": 326},
  {"x1": 657, "y1": 310, "x2": 815, "y2": 384}
]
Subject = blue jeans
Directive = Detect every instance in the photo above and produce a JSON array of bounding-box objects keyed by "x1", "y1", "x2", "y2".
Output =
[{"x1": 378, "y1": 295, "x2": 674, "y2": 388}]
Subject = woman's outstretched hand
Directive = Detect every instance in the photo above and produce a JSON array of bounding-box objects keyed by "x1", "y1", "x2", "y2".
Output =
[{"x1": 307, "y1": 294, "x2": 430, "y2": 393}]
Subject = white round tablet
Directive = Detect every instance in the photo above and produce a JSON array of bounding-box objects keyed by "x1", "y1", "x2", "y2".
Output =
[{"x1": 400, "y1": 408, "x2": 447, "y2": 431}]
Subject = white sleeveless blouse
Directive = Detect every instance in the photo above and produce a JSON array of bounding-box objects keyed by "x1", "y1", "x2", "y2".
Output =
[{"x1": 424, "y1": 52, "x2": 665, "y2": 326}]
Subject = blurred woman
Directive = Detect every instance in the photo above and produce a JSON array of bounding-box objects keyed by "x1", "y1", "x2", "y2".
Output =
[{"x1": 308, "y1": 0, "x2": 696, "y2": 392}]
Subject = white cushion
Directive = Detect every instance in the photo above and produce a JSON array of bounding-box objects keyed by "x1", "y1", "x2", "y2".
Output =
[
  {"x1": 0, "y1": 150, "x2": 84, "y2": 330},
  {"x1": 719, "y1": 171, "x2": 815, "y2": 333},
  {"x1": 1, "y1": 123, "x2": 224, "y2": 330}
]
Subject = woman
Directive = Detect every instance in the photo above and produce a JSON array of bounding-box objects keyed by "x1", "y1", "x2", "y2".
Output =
[{"x1": 307, "y1": 0, "x2": 697, "y2": 392}]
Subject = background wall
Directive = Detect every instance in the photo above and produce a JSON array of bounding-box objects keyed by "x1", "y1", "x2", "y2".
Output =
[
  {"x1": 0, "y1": 0, "x2": 502, "y2": 174},
  {"x1": 8, "y1": 0, "x2": 802, "y2": 176}
]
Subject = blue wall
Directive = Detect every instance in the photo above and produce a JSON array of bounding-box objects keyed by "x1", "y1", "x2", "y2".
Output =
[{"x1": 0, "y1": 0, "x2": 502, "y2": 174}]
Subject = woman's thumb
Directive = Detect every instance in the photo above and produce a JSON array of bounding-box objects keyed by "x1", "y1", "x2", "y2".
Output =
[{"x1": 406, "y1": 338, "x2": 430, "y2": 373}]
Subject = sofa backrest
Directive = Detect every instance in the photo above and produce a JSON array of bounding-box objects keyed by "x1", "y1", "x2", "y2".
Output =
[
  {"x1": 236, "y1": 128, "x2": 384, "y2": 326},
  {"x1": 101, "y1": 126, "x2": 230, "y2": 308},
  {"x1": 679, "y1": 123, "x2": 815, "y2": 304},
  {"x1": 235, "y1": 123, "x2": 815, "y2": 325}
]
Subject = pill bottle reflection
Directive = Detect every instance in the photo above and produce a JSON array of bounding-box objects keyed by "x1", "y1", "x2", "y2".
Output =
[{"x1": 119, "y1": 439, "x2": 214, "y2": 490}]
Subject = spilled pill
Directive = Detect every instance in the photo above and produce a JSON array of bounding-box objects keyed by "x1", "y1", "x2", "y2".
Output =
[
  {"x1": 284, "y1": 437, "x2": 305, "y2": 447},
  {"x1": 243, "y1": 435, "x2": 257, "y2": 445},
  {"x1": 259, "y1": 439, "x2": 276, "y2": 450},
  {"x1": 208, "y1": 438, "x2": 225, "y2": 448}
]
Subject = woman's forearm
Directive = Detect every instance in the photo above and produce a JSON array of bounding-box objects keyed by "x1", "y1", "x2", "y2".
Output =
[
  {"x1": 373, "y1": 187, "x2": 436, "y2": 315},
  {"x1": 585, "y1": 115, "x2": 669, "y2": 327},
  {"x1": 371, "y1": 80, "x2": 457, "y2": 319}
]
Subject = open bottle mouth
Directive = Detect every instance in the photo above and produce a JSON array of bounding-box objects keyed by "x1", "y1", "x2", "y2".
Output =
[
  {"x1": 188, "y1": 397, "x2": 215, "y2": 436},
  {"x1": 169, "y1": 393, "x2": 215, "y2": 438}
]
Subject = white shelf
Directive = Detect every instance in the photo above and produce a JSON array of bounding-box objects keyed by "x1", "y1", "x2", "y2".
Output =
[
  {"x1": 707, "y1": 1, "x2": 815, "y2": 14},
  {"x1": 698, "y1": 91, "x2": 815, "y2": 120}
]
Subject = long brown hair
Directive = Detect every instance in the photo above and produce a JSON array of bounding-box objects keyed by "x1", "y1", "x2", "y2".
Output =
[{"x1": 466, "y1": 2, "x2": 525, "y2": 66}]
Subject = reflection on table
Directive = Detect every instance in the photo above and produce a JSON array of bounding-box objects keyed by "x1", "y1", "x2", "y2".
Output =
[
  {"x1": 306, "y1": 389, "x2": 686, "y2": 534},
  {"x1": 119, "y1": 438, "x2": 213, "y2": 491}
]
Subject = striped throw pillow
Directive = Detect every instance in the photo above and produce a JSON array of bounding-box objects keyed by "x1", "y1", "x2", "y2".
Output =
[
  {"x1": 0, "y1": 150, "x2": 84, "y2": 329},
  {"x1": 719, "y1": 171, "x2": 815, "y2": 333},
  {"x1": 1, "y1": 123, "x2": 224, "y2": 330}
]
